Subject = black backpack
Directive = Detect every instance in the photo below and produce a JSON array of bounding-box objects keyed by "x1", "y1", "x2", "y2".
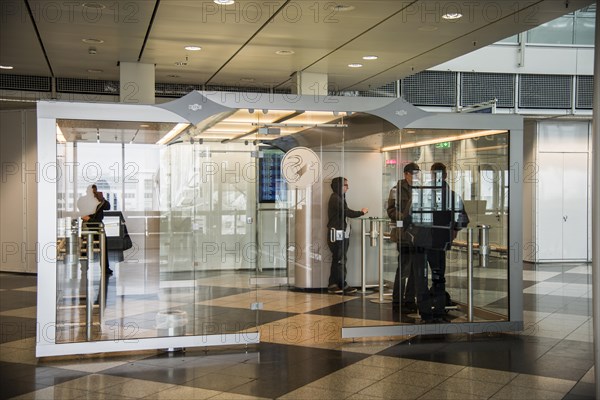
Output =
[{"x1": 419, "y1": 287, "x2": 452, "y2": 321}]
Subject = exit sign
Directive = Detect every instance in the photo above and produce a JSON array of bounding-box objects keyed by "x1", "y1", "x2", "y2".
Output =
[{"x1": 435, "y1": 142, "x2": 451, "y2": 149}]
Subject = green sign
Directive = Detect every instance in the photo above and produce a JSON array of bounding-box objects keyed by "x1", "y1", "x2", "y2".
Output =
[{"x1": 435, "y1": 142, "x2": 451, "y2": 149}]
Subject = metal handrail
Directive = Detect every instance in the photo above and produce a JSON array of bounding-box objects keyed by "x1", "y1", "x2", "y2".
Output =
[
  {"x1": 364, "y1": 219, "x2": 390, "y2": 304},
  {"x1": 466, "y1": 225, "x2": 491, "y2": 322},
  {"x1": 80, "y1": 223, "x2": 107, "y2": 340}
]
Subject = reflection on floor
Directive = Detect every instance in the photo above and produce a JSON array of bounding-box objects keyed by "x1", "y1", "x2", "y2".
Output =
[
  {"x1": 54, "y1": 248, "x2": 509, "y2": 343},
  {"x1": 0, "y1": 261, "x2": 595, "y2": 399}
]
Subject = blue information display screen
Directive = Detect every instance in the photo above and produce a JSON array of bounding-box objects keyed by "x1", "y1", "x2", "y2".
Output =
[{"x1": 259, "y1": 150, "x2": 286, "y2": 203}]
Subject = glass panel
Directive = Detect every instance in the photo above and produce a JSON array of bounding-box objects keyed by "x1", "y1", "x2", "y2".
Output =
[
  {"x1": 342, "y1": 127, "x2": 510, "y2": 329},
  {"x1": 257, "y1": 148, "x2": 288, "y2": 274},
  {"x1": 187, "y1": 141, "x2": 258, "y2": 337},
  {"x1": 574, "y1": 16, "x2": 595, "y2": 45},
  {"x1": 54, "y1": 119, "x2": 258, "y2": 344},
  {"x1": 496, "y1": 34, "x2": 518, "y2": 44},
  {"x1": 527, "y1": 16, "x2": 574, "y2": 44}
]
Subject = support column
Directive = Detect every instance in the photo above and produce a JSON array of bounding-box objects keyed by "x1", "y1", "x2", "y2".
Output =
[
  {"x1": 290, "y1": 71, "x2": 328, "y2": 96},
  {"x1": 119, "y1": 62, "x2": 155, "y2": 104},
  {"x1": 593, "y1": 2, "x2": 599, "y2": 397}
]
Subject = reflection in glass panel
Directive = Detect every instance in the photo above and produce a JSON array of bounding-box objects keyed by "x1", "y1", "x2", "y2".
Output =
[
  {"x1": 574, "y1": 17, "x2": 595, "y2": 45},
  {"x1": 360, "y1": 128, "x2": 510, "y2": 327},
  {"x1": 55, "y1": 119, "x2": 259, "y2": 343},
  {"x1": 497, "y1": 34, "x2": 518, "y2": 44},
  {"x1": 527, "y1": 16, "x2": 574, "y2": 44}
]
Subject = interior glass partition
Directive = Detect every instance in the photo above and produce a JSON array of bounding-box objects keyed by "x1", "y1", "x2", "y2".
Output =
[{"x1": 54, "y1": 119, "x2": 260, "y2": 344}]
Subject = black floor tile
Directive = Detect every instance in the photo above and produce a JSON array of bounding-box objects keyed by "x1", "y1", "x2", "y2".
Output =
[
  {"x1": 308, "y1": 297, "x2": 391, "y2": 321},
  {"x1": 376, "y1": 333, "x2": 582, "y2": 378},
  {"x1": 548, "y1": 340, "x2": 594, "y2": 361},
  {"x1": 0, "y1": 378, "x2": 47, "y2": 399},
  {"x1": 564, "y1": 382, "x2": 596, "y2": 400},
  {"x1": 522, "y1": 280, "x2": 538, "y2": 289},
  {"x1": 0, "y1": 289, "x2": 37, "y2": 312},
  {"x1": 102, "y1": 342, "x2": 368, "y2": 398},
  {"x1": 0, "y1": 315, "x2": 37, "y2": 343},
  {"x1": 0, "y1": 273, "x2": 37, "y2": 290},
  {"x1": 0, "y1": 361, "x2": 88, "y2": 398},
  {"x1": 223, "y1": 343, "x2": 368, "y2": 398}
]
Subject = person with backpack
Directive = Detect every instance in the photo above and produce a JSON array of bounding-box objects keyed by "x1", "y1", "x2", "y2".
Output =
[{"x1": 419, "y1": 162, "x2": 469, "y2": 322}]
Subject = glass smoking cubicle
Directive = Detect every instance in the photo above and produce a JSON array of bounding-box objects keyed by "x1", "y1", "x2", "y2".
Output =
[
  {"x1": 339, "y1": 122, "x2": 520, "y2": 337},
  {"x1": 37, "y1": 93, "x2": 523, "y2": 357}
]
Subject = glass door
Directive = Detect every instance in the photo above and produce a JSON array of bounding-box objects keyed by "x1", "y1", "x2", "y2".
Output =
[{"x1": 188, "y1": 140, "x2": 259, "y2": 338}]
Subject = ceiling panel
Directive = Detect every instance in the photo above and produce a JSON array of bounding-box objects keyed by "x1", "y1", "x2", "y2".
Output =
[
  {"x1": 0, "y1": 0, "x2": 50, "y2": 76},
  {"x1": 0, "y1": 0, "x2": 594, "y2": 91}
]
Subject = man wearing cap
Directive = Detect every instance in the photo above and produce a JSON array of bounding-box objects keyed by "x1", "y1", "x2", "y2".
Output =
[
  {"x1": 387, "y1": 162, "x2": 422, "y2": 312},
  {"x1": 421, "y1": 162, "x2": 469, "y2": 321}
]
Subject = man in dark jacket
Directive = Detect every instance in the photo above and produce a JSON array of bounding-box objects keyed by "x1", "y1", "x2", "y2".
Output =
[
  {"x1": 327, "y1": 177, "x2": 368, "y2": 294},
  {"x1": 387, "y1": 162, "x2": 421, "y2": 312}
]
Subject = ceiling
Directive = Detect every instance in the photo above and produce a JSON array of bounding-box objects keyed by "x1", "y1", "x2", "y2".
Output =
[{"x1": 1, "y1": 0, "x2": 594, "y2": 92}]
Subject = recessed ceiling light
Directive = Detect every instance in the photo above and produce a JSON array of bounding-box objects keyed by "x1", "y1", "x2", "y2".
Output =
[
  {"x1": 82, "y1": 38, "x2": 104, "y2": 44},
  {"x1": 275, "y1": 50, "x2": 295, "y2": 55},
  {"x1": 240, "y1": 77, "x2": 255, "y2": 83},
  {"x1": 87, "y1": 69, "x2": 103, "y2": 73},
  {"x1": 442, "y1": 13, "x2": 462, "y2": 20},
  {"x1": 140, "y1": 124, "x2": 150, "y2": 128},
  {"x1": 82, "y1": 2, "x2": 106, "y2": 9},
  {"x1": 332, "y1": 4, "x2": 355, "y2": 12},
  {"x1": 418, "y1": 25, "x2": 439, "y2": 32},
  {"x1": 348, "y1": 63, "x2": 363, "y2": 68},
  {"x1": 0, "y1": 65, "x2": 14, "y2": 70},
  {"x1": 184, "y1": 46, "x2": 202, "y2": 51},
  {"x1": 214, "y1": 0, "x2": 234, "y2": 4},
  {"x1": 362, "y1": 55, "x2": 378, "y2": 60},
  {"x1": 167, "y1": 74, "x2": 180, "y2": 78}
]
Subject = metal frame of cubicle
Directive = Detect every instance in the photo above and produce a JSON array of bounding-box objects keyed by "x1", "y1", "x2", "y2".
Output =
[{"x1": 36, "y1": 93, "x2": 523, "y2": 357}]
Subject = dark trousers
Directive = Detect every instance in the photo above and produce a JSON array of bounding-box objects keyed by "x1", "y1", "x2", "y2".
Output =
[
  {"x1": 328, "y1": 238, "x2": 349, "y2": 289},
  {"x1": 393, "y1": 244, "x2": 414, "y2": 304},
  {"x1": 393, "y1": 244, "x2": 428, "y2": 306},
  {"x1": 426, "y1": 249, "x2": 446, "y2": 291}
]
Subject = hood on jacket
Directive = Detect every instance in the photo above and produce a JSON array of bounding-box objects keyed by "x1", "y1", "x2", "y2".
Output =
[{"x1": 331, "y1": 177, "x2": 346, "y2": 196}]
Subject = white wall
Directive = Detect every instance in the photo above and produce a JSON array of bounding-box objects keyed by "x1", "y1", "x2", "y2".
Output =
[
  {"x1": 0, "y1": 109, "x2": 38, "y2": 273},
  {"x1": 433, "y1": 44, "x2": 594, "y2": 75},
  {"x1": 523, "y1": 119, "x2": 592, "y2": 262}
]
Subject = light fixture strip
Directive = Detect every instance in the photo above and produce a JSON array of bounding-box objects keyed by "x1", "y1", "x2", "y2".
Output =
[
  {"x1": 252, "y1": 122, "x2": 348, "y2": 128},
  {"x1": 220, "y1": 130, "x2": 259, "y2": 143},
  {"x1": 56, "y1": 125, "x2": 66, "y2": 143},
  {"x1": 156, "y1": 123, "x2": 190, "y2": 145},
  {"x1": 381, "y1": 130, "x2": 506, "y2": 152}
]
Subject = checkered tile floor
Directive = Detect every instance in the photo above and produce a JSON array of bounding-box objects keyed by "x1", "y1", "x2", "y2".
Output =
[{"x1": 0, "y1": 261, "x2": 595, "y2": 399}]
